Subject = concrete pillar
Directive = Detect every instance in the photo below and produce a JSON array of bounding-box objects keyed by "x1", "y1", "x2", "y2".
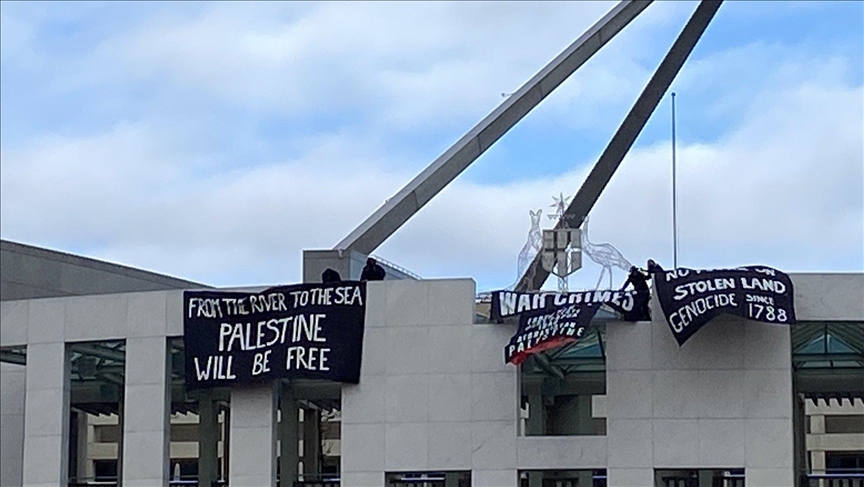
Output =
[
  {"x1": 793, "y1": 394, "x2": 807, "y2": 483},
  {"x1": 198, "y1": 391, "x2": 220, "y2": 487},
  {"x1": 526, "y1": 393, "x2": 545, "y2": 435},
  {"x1": 74, "y1": 411, "x2": 89, "y2": 480},
  {"x1": 444, "y1": 472, "x2": 461, "y2": 487},
  {"x1": 473, "y1": 470, "x2": 517, "y2": 487},
  {"x1": 810, "y1": 414, "x2": 825, "y2": 434},
  {"x1": 575, "y1": 395, "x2": 593, "y2": 433},
  {"x1": 303, "y1": 250, "x2": 367, "y2": 283},
  {"x1": 574, "y1": 396, "x2": 593, "y2": 487},
  {"x1": 230, "y1": 384, "x2": 277, "y2": 487},
  {"x1": 811, "y1": 450, "x2": 826, "y2": 472},
  {"x1": 222, "y1": 406, "x2": 231, "y2": 480},
  {"x1": 123, "y1": 336, "x2": 170, "y2": 487},
  {"x1": 302, "y1": 408, "x2": 320, "y2": 476},
  {"x1": 0, "y1": 362, "x2": 26, "y2": 487},
  {"x1": 608, "y1": 468, "x2": 653, "y2": 487},
  {"x1": 22, "y1": 342, "x2": 70, "y2": 487},
  {"x1": 698, "y1": 470, "x2": 713, "y2": 487},
  {"x1": 576, "y1": 470, "x2": 593, "y2": 486},
  {"x1": 279, "y1": 385, "x2": 299, "y2": 487},
  {"x1": 548, "y1": 395, "x2": 592, "y2": 436}
]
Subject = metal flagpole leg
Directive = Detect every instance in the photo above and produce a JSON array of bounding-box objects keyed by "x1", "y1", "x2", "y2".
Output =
[{"x1": 516, "y1": 0, "x2": 724, "y2": 292}]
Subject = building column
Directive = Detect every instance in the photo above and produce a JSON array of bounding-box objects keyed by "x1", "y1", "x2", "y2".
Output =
[
  {"x1": 793, "y1": 394, "x2": 807, "y2": 484},
  {"x1": 473, "y1": 470, "x2": 517, "y2": 487},
  {"x1": 574, "y1": 396, "x2": 593, "y2": 487},
  {"x1": 444, "y1": 472, "x2": 461, "y2": 487},
  {"x1": 809, "y1": 407, "x2": 826, "y2": 484},
  {"x1": 525, "y1": 392, "x2": 545, "y2": 487},
  {"x1": 22, "y1": 342, "x2": 70, "y2": 487},
  {"x1": 302, "y1": 408, "x2": 320, "y2": 477},
  {"x1": 198, "y1": 390, "x2": 220, "y2": 487},
  {"x1": 1, "y1": 362, "x2": 27, "y2": 487},
  {"x1": 698, "y1": 470, "x2": 713, "y2": 487},
  {"x1": 279, "y1": 384, "x2": 299, "y2": 487},
  {"x1": 526, "y1": 393, "x2": 545, "y2": 435},
  {"x1": 608, "y1": 468, "x2": 653, "y2": 487},
  {"x1": 230, "y1": 384, "x2": 278, "y2": 487},
  {"x1": 123, "y1": 337, "x2": 170, "y2": 487},
  {"x1": 74, "y1": 411, "x2": 89, "y2": 480}
]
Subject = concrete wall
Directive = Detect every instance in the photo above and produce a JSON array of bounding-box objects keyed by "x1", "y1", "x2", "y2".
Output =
[
  {"x1": 1, "y1": 239, "x2": 205, "y2": 301},
  {"x1": 340, "y1": 279, "x2": 608, "y2": 487},
  {"x1": 0, "y1": 289, "x2": 181, "y2": 487},
  {"x1": 1, "y1": 362, "x2": 26, "y2": 487},
  {"x1": 606, "y1": 307, "x2": 794, "y2": 487},
  {"x1": 601, "y1": 272, "x2": 864, "y2": 487},
  {"x1": 0, "y1": 273, "x2": 861, "y2": 487},
  {"x1": 805, "y1": 398, "x2": 864, "y2": 473},
  {"x1": 791, "y1": 273, "x2": 864, "y2": 320}
]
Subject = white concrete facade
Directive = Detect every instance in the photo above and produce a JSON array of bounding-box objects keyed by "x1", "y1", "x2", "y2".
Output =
[
  {"x1": 605, "y1": 302, "x2": 795, "y2": 486},
  {"x1": 1, "y1": 274, "x2": 862, "y2": 487},
  {"x1": 805, "y1": 398, "x2": 864, "y2": 474}
]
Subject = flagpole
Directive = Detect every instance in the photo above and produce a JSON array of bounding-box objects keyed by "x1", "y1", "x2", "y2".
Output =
[{"x1": 671, "y1": 92, "x2": 679, "y2": 270}]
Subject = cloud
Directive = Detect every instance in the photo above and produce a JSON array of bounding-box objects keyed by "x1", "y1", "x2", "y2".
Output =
[
  {"x1": 1, "y1": 2, "x2": 861, "y2": 291},
  {"x1": 379, "y1": 79, "x2": 863, "y2": 289},
  {"x1": 7, "y1": 1, "x2": 684, "y2": 135},
  {"x1": 3, "y1": 53, "x2": 860, "y2": 289}
]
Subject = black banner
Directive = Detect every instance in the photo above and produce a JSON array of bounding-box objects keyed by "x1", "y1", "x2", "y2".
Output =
[
  {"x1": 491, "y1": 289, "x2": 650, "y2": 365},
  {"x1": 655, "y1": 266, "x2": 796, "y2": 346},
  {"x1": 183, "y1": 282, "x2": 366, "y2": 389}
]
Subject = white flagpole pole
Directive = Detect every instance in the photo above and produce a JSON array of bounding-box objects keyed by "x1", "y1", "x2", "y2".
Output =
[{"x1": 672, "y1": 92, "x2": 679, "y2": 270}]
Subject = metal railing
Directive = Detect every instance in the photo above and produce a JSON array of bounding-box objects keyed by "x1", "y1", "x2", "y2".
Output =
[
  {"x1": 69, "y1": 477, "x2": 343, "y2": 487},
  {"x1": 370, "y1": 254, "x2": 422, "y2": 280},
  {"x1": 70, "y1": 481, "x2": 228, "y2": 487},
  {"x1": 803, "y1": 473, "x2": 864, "y2": 487},
  {"x1": 660, "y1": 474, "x2": 744, "y2": 487},
  {"x1": 293, "y1": 481, "x2": 340, "y2": 487}
]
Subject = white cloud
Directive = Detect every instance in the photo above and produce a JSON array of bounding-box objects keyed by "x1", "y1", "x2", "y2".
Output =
[
  {"x1": 3, "y1": 52, "x2": 860, "y2": 289},
  {"x1": 1, "y1": 2, "x2": 861, "y2": 291},
  {"x1": 0, "y1": 7, "x2": 40, "y2": 68},
  {"x1": 29, "y1": 1, "x2": 684, "y2": 132}
]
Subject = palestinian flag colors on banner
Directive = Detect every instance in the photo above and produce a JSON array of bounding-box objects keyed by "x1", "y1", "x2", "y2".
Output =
[{"x1": 490, "y1": 289, "x2": 650, "y2": 365}]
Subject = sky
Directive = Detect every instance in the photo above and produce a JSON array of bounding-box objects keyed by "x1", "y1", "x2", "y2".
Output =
[{"x1": 1, "y1": 0, "x2": 862, "y2": 293}]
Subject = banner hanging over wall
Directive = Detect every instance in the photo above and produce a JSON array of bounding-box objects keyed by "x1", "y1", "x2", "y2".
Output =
[
  {"x1": 491, "y1": 289, "x2": 650, "y2": 365},
  {"x1": 654, "y1": 266, "x2": 796, "y2": 346},
  {"x1": 183, "y1": 282, "x2": 366, "y2": 390}
]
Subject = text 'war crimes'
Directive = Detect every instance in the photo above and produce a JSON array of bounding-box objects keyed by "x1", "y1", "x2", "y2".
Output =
[{"x1": 497, "y1": 289, "x2": 638, "y2": 318}]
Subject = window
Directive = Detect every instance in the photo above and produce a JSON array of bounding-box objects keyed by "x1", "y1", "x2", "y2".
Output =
[
  {"x1": 94, "y1": 424, "x2": 121, "y2": 443},
  {"x1": 321, "y1": 420, "x2": 341, "y2": 439},
  {"x1": 68, "y1": 340, "x2": 126, "y2": 483},
  {"x1": 824, "y1": 415, "x2": 864, "y2": 434},
  {"x1": 519, "y1": 469, "x2": 605, "y2": 487},
  {"x1": 170, "y1": 459, "x2": 199, "y2": 480},
  {"x1": 386, "y1": 471, "x2": 471, "y2": 487},
  {"x1": 94, "y1": 460, "x2": 118, "y2": 481},
  {"x1": 826, "y1": 453, "x2": 864, "y2": 474},
  {"x1": 654, "y1": 469, "x2": 744, "y2": 487},
  {"x1": 171, "y1": 423, "x2": 199, "y2": 442},
  {"x1": 520, "y1": 327, "x2": 607, "y2": 436}
]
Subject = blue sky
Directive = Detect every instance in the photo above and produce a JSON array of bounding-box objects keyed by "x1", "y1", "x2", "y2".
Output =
[{"x1": 1, "y1": 1, "x2": 862, "y2": 291}]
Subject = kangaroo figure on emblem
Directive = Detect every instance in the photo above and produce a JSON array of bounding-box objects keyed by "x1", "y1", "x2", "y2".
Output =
[{"x1": 516, "y1": 209, "x2": 542, "y2": 285}]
